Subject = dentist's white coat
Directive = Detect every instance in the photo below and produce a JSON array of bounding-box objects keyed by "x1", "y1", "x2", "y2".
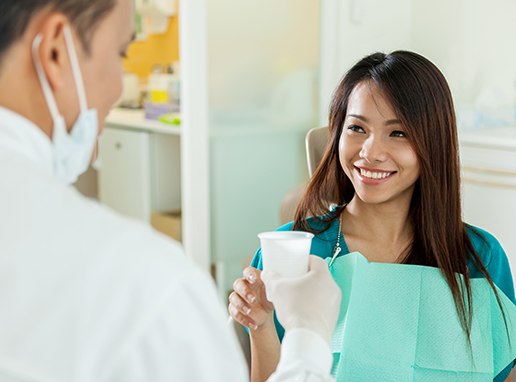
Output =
[{"x1": 0, "y1": 107, "x2": 333, "y2": 382}]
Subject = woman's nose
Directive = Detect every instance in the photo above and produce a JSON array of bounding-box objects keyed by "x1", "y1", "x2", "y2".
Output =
[{"x1": 359, "y1": 135, "x2": 387, "y2": 163}]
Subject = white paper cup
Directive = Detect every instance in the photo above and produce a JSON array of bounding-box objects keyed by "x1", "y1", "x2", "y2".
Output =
[{"x1": 258, "y1": 231, "x2": 314, "y2": 278}]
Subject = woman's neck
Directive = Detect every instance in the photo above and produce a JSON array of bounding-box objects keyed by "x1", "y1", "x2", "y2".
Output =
[{"x1": 344, "y1": 195, "x2": 413, "y2": 248}]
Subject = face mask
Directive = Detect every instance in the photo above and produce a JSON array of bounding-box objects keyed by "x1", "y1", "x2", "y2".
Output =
[{"x1": 32, "y1": 26, "x2": 99, "y2": 185}]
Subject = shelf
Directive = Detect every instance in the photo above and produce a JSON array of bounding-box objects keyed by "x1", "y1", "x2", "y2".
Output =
[{"x1": 105, "y1": 108, "x2": 181, "y2": 136}]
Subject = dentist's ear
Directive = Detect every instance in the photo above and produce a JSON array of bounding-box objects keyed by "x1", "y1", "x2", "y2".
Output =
[{"x1": 34, "y1": 13, "x2": 72, "y2": 91}]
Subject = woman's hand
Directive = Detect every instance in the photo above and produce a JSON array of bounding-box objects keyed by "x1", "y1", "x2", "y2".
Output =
[{"x1": 228, "y1": 267, "x2": 275, "y2": 330}]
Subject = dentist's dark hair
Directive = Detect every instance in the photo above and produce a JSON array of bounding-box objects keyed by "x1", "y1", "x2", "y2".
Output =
[
  {"x1": 0, "y1": 0, "x2": 116, "y2": 61},
  {"x1": 294, "y1": 50, "x2": 509, "y2": 347}
]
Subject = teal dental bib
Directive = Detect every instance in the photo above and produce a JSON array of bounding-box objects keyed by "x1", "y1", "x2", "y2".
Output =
[{"x1": 326, "y1": 252, "x2": 515, "y2": 381}]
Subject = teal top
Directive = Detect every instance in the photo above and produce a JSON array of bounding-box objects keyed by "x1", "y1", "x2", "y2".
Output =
[{"x1": 250, "y1": 217, "x2": 515, "y2": 382}]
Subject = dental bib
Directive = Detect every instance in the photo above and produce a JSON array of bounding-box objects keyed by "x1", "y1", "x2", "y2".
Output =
[{"x1": 326, "y1": 252, "x2": 515, "y2": 382}]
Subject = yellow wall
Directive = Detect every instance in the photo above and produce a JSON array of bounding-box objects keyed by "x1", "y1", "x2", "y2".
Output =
[{"x1": 122, "y1": 13, "x2": 179, "y2": 80}]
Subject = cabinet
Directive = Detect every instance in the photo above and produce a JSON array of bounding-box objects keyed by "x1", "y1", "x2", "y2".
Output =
[
  {"x1": 98, "y1": 128, "x2": 151, "y2": 221},
  {"x1": 97, "y1": 109, "x2": 181, "y2": 223}
]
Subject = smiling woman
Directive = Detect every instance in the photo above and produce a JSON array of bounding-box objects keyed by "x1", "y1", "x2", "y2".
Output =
[
  {"x1": 338, "y1": 81, "x2": 420, "y2": 207},
  {"x1": 229, "y1": 51, "x2": 515, "y2": 382},
  {"x1": 295, "y1": 52, "x2": 514, "y2": 380}
]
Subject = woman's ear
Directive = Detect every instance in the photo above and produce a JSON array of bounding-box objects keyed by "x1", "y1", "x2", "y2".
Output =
[{"x1": 35, "y1": 13, "x2": 70, "y2": 91}]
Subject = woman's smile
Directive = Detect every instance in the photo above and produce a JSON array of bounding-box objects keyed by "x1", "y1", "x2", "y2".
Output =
[{"x1": 354, "y1": 165, "x2": 397, "y2": 185}]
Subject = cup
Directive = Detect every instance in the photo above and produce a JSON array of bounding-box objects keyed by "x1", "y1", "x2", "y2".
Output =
[{"x1": 258, "y1": 231, "x2": 314, "y2": 278}]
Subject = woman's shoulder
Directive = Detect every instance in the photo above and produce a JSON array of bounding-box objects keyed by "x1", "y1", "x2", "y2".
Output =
[
  {"x1": 465, "y1": 224, "x2": 515, "y2": 303},
  {"x1": 466, "y1": 224, "x2": 504, "y2": 265}
]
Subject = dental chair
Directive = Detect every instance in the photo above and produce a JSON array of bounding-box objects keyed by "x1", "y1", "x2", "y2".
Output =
[
  {"x1": 279, "y1": 126, "x2": 329, "y2": 224},
  {"x1": 306, "y1": 126, "x2": 329, "y2": 178}
]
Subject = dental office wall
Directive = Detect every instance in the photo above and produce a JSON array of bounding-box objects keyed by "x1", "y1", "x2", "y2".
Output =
[
  {"x1": 122, "y1": 8, "x2": 180, "y2": 79},
  {"x1": 410, "y1": 0, "x2": 516, "y2": 127},
  {"x1": 320, "y1": 0, "x2": 516, "y2": 127},
  {"x1": 319, "y1": 0, "x2": 412, "y2": 124},
  {"x1": 206, "y1": 0, "x2": 320, "y2": 293}
]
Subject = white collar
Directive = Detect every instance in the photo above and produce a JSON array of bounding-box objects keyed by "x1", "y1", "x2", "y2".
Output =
[{"x1": 0, "y1": 107, "x2": 54, "y2": 175}]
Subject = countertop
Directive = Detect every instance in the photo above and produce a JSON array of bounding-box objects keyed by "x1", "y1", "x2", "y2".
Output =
[{"x1": 105, "y1": 108, "x2": 181, "y2": 136}]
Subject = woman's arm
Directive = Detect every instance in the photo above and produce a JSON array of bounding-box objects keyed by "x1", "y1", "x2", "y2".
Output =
[
  {"x1": 250, "y1": 315, "x2": 281, "y2": 382},
  {"x1": 229, "y1": 267, "x2": 280, "y2": 381}
]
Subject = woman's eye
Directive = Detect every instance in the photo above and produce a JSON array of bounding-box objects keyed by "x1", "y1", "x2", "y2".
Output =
[
  {"x1": 347, "y1": 124, "x2": 365, "y2": 133},
  {"x1": 391, "y1": 130, "x2": 407, "y2": 138}
]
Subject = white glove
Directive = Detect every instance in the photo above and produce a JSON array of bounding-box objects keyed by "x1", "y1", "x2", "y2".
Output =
[{"x1": 261, "y1": 255, "x2": 341, "y2": 343}]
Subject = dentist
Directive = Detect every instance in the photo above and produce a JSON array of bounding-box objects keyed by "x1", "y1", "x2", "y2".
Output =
[{"x1": 0, "y1": 1, "x2": 340, "y2": 381}]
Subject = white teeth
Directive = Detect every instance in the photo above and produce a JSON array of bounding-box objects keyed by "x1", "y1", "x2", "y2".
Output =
[{"x1": 359, "y1": 168, "x2": 391, "y2": 179}]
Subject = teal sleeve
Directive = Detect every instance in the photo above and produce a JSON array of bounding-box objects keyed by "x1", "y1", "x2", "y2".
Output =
[
  {"x1": 484, "y1": 243, "x2": 515, "y2": 304},
  {"x1": 249, "y1": 248, "x2": 263, "y2": 270},
  {"x1": 491, "y1": 238, "x2": 516, "y2": 381},
  {"x1": 467, "y1": 226, "x2": 515, "y2": 380},
  {"x1": 495, "y1": 364, "x2": 513, "y2": 382},
  {"x1": 467, "y1": 226, "x2": 515, "y2": 304}
]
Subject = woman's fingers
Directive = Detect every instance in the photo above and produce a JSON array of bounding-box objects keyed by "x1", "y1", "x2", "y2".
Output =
[
  {"x1": 243, "y1": 266, "x2": 260, "y2": 284},
  {"x1": 232, "y1": 277, "x2": 256, "y2": 305},
  {"x1": 228, "y1": 291, "x2": 252, "y2": 316},
  {"x1": 228, "y1": 297, "x2": 257, "y2": 330},
  {"x1": 243, "y1": 267, "x2": 275, "y2": 312},
  {"x1": 229, "y1": 268, "x2": 275, "y2": 330}
]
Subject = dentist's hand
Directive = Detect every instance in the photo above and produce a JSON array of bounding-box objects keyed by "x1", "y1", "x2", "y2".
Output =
[
  {"x1": 228, "y1": 267, "x2": 275, "y2": 330},
  {"x1": 261, "y1": 255, "x2": 341, "y2": 343}
]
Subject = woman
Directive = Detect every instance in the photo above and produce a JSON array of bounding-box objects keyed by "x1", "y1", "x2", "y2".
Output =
[{"x1": 228, "y1": 51, "x2": 515, "y2": 382}]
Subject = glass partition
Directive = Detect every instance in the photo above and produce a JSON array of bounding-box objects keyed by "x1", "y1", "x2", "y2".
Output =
[{"x1": 206, "y1": 0, "x2": 320, "y2": 292}]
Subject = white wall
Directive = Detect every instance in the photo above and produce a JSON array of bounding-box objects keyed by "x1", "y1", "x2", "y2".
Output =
[
  {"x1": 321, "y1": 0, "x2": 516, "y2": 128},
  {"x1": 320, "y1": 0, "x2": 412, "y2": 124},
  {"x1": 411, "y1": 0, "x2": 516, "y2": 128}
]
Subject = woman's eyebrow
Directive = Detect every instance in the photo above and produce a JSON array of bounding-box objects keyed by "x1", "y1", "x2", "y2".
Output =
[
  {"x1": 347, "y1": 114, "x2": 368, "y2": 122},
  {"x1": 385, "y1": 119, "x2": 402, "y2": 126},
  {"x1": 347, "y1": 114, "x2": 401, "y2": 125}
]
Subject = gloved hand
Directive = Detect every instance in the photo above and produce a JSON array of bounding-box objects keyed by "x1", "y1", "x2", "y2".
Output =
[{"x1": 261, "y1": 255, "x2": 341, "y2": 343}]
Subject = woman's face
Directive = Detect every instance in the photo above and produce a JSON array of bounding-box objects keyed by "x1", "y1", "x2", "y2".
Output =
[{"x1": 338, "y1": 81, "x2": 420, "y2": 206}]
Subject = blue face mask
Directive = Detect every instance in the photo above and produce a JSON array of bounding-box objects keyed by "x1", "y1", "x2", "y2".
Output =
[{"x1": 32, "y1": 26, "x2": 99, "y2": 185}]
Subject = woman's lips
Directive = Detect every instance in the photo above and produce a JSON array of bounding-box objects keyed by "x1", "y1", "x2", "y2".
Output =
[{"x1": 354, "y1": 166, "x2": 396, "y2": 184}]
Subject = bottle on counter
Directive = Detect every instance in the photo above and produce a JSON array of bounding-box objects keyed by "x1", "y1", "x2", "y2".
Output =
[{"x1": 144, "y1": 63, "x2": 180, "y2": 122}]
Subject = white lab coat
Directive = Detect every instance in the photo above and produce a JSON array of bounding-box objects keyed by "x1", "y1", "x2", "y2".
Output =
[{"x1": 0, "y1": 107, "x2": 333, "y2": 382}]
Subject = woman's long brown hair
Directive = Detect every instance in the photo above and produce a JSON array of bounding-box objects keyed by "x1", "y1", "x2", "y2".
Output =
[{"x1": 294, "y1": 51, "x2": 508, "y2": 346}]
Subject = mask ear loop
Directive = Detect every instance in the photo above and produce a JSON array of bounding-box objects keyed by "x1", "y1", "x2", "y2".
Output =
[
  {"x1": 63, "y1": 26, "x2": 88, "y2": 113},
  {"x1": 31, "y1": 34, "x2": 61, "y2": 124}
]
